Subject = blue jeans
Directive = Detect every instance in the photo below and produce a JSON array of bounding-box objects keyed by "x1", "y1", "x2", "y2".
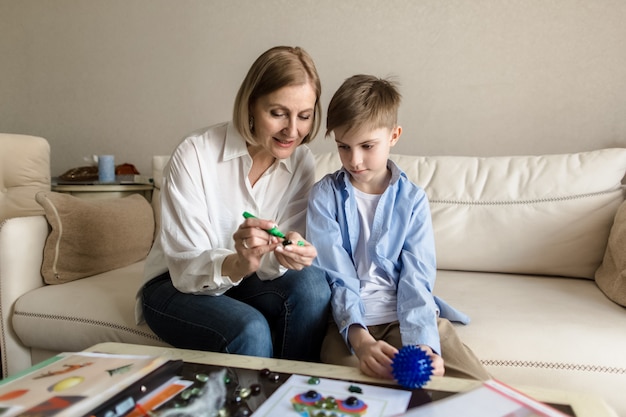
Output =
[{"x1": 142, "y1": 266, "x2": 330, "y2": 362}]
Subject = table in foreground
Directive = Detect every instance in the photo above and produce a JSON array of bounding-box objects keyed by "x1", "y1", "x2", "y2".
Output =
[{"x1": 85, "y1": 342, "x2": 617, "y2": 417}]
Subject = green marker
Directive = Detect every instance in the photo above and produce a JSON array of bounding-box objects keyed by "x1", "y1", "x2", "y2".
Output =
[{"x1": 242, "y1": 211, "x2": 286, "y2": 238}]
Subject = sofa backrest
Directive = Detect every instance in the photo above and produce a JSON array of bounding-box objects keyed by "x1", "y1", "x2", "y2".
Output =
[
  {"x1": 0, "y1": 134, "x2": 51, "y2": 223},
  {"x1": 316, "y1": 149, "x2": 626, "y2": 279},
  {"x1": 152, "y1": 149, "x2": 626, "y2": 279},
  {"x1": 151, "y1": 155, "x2": 170, "y2": 240}
]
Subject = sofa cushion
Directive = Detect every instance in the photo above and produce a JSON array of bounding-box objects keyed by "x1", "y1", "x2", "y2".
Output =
[
  {"x1": 595, "y1": 200, "x2": 626, "y2": 306},
  {"x1": 314, "y1": 149, "x2": 626, "y2": 278},
  {"x1": 35, "y1": 191, "x2": 155, "y2": 284},
  {"x1": 12, "y1": 261, "x2": 168, "y2": 351},
  {"x1": 434, "y1": 269, "x2": 626, "y2": 415}
]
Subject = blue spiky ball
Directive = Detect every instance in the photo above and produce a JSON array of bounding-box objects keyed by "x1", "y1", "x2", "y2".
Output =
[{"x1": 391, "y1": 345, "x2": 433, "y2": 389}]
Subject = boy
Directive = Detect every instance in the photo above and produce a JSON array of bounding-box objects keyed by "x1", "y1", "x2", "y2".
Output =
[{"x1": 306, "y1": 74, "x2": 489, "y2": 380}]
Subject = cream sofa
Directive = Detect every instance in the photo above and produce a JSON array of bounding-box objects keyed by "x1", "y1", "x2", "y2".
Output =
[{"x1": 2, "y1": 134, "x2": 626, "y2": 415}]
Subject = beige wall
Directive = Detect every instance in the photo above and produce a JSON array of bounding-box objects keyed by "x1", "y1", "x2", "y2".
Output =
[{"x1": 1, "y1": 0, "x2": 625, "y2": 176}]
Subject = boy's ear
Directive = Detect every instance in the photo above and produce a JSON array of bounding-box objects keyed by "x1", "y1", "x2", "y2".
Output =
[{"x1": 390, "y1": 126, "x2": 402, "y2": 146}]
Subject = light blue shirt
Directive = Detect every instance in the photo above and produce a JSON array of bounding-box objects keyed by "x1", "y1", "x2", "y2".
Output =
[{"x1": 306, "y1": 160, "x2": 469, "y2": 354}]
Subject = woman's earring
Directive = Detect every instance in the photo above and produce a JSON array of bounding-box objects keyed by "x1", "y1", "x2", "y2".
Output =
[{"x1": 249, "y1": 116, "x2": 254, "y2": 132}]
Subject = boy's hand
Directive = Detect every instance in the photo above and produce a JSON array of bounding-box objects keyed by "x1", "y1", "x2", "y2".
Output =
[
  {"x1": 274, "y1": 232, "x2": 317, "y2": 270},
  {"x1": 349, "y1": 326, "x2": 398, "y2": 380},
  {"x1": 417, "y1": 345, "x2": 445, "y2": 376}
]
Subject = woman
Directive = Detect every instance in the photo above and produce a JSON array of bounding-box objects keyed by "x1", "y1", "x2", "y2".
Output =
[{"x1": 137, "y1": 46, "x2": 330, "y2": 362}]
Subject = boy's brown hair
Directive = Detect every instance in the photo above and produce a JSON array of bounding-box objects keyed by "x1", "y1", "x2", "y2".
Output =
[{"x1": 326, "y1": 74, "x2": 401, "y2": 136}]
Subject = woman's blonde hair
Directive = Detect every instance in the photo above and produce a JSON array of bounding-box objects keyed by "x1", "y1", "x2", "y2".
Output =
[{"x1": 233, "y1": 46, "x2": 322, "y2": 145}]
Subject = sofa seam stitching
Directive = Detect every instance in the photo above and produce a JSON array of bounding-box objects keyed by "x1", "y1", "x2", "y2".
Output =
[
  {"x1": 429, "y1": 189, "x2": 621, "y2": 206},
  {"x1": 0, "y1": 219, "x2": 9, "y2": 377},
  {"x1": 13, "y1": 311, "x2": 163, "y2": 342},
  {"x1": 482, "y1": 359, "x2": 626, "y2": 374}
]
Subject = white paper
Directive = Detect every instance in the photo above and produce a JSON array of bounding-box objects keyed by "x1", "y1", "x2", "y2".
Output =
[
  {"x1": 251, "y1": 374, "x2": 412, "y2": 417},
  {"x1": 398, "y1": 379, "x2": 568, "y2": 417}
]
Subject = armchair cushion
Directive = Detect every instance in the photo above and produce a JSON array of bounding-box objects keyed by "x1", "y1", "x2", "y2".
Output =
[{"x1": 35, "y1": 191, "x2": 154, "y2": 284}]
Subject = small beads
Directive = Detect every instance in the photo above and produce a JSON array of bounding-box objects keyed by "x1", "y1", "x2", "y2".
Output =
[
  {"x1": 250, "y1": 383, "x2": 262, "y2": 395},
  {"x1": 308, "y1": 376, "x2": 321, "y2": 385},
  {"x1": 348, "y1": 384, "x2": 362, "y2": 393}
]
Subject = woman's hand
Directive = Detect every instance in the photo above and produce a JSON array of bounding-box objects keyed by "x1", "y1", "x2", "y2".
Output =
[
  {"x1": 274, "y1": 231, "x2": 317, "y2": 270},
  {"x1": 225, "y1": 217, "x2": 282, "y2": 280}
]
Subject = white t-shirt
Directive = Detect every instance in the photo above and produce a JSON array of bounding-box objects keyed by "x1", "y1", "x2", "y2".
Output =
[{"x1": 354, "y1": 187, "x2": 398, "y2": 326}]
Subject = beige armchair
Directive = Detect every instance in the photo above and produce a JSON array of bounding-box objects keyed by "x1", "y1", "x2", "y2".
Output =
[{"x1": 0, "y1": 133, "x2": 51, "y2": 376}]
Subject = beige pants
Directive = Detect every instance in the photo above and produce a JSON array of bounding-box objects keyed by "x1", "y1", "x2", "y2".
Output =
[{"x1": 321, "y1": 318, "x2": 490, "y2": 381}]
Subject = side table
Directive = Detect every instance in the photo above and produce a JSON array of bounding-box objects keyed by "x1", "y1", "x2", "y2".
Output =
[{"x1": 51, "y1": 183, "x2": 154, "y2": 201}]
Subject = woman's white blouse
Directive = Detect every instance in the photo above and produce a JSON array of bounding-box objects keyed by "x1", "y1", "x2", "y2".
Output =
[{"x1": 142, "y1": 121, "x2": 316, "y2": 296}]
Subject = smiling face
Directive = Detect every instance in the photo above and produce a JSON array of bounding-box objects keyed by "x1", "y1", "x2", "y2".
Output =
[
  {"x1": 248, "y1": 83, "x2": 317, "y2": 161},
  {"x1": 334, "y1": 124, "x2": 401, "y2": 194}
]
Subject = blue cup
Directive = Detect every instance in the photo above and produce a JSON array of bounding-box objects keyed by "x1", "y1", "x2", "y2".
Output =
[{"x1": 98, "y1": 155, "x2": 115, "y2": 183}]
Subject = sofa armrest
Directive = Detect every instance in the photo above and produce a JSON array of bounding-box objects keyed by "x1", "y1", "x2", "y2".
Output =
[
  {"x1": 0, "y1": 134, "x2": 51, "y2": 223},
  {"x1": 0, "y1": 215, "x2": 49, "y2": 376}
]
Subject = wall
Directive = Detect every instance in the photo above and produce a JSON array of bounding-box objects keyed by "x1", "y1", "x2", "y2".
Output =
[{"x1": 1, "y1": 0, "x2": 625, "y2": 176}]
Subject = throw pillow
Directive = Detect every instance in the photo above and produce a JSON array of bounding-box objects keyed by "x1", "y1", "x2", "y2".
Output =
[
  {"x1": 595, "y1": 200, "x2": 626, "y2": 306},
  {"x1": 36, "y1": 191, "x2": 155, "y2": 284}
]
